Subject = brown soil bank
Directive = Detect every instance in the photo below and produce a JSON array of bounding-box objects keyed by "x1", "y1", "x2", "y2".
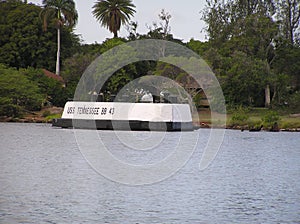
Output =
[{"x1": 0, "y1": 106, "x2": 63, "y2": 123}]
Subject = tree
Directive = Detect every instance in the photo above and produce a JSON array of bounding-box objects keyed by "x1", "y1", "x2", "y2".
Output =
[
  {"x1": 97, "y1": 39, "x2": 137, "y2": 95},
  {"x1": 0, "y1": 64, "x2": 44, "y2": 117},
  {"x1": 0, "y1": 1, "x2": 47, "y2": 69},
  {"x1": 222, "y1": 51, "x2": 267, "y2": 106},
  {"x1": 187, "y1": 39, "x2": 210, "y2": 57},
  {"x1": 202, "y1": 1, "x2": 230, "y2": 40},
  {"x1": 276, "y1": 0, "x2": 300, "y2": 45},
  {"x1": 22, "y1": 67, "x2": 69, "y2": 107},
  {"x1": 92, "y1": 0, "x2": 136, "y2": 38},
  {"x1": 272, "y1": 40, "x2": 300, "y2": 90},
  {"x1": 202, "y1": 0, "x2": 279, "y2": 107},
  {"x1": 126, "y1": 21, "x2": 138, "y2": 40},
  {"x1": 144, "y1": 9, "x2": 174, "y2": 40},
  {"x1": 158, "y1": 9, "x2": 172, "y2": 40},
  {"x1": 40, "y1": 0, "x2": 78, "y2": 75}
]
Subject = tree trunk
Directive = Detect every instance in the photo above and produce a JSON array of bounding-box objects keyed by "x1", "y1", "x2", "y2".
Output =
[
  {"x1": 272, "y1": 85, "x2": 277, "y2": 103},
  {"x1": 56, "y1": 27, "x2": 61, "y2": 75},
  {"x1": 265, "y1": 84, "x2": 271, "y2": 108},
  {"x1": 113, "y1": 31, "x2": 118, "y2": 38}
]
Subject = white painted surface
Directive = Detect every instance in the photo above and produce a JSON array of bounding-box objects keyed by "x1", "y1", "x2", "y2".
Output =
[
  {"x1": 172, "y1": 104, "x2": 193, "y2": 122},
  {"x1": 61, "y1": 102, "x2": 192, "y2": 122},
  {"x1": 140, "y1": 93, "x2": 153, "y2": 103}
]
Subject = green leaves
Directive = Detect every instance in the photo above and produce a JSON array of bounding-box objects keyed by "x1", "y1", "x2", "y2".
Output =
[
  {"x1": 0, "y1": 65, "x2": 44, "y2": 117},
  {"x1": 41, "y1": 0, "x2": 79, "y2": 75},
  {"x1": 41, "y1": 0, "x2": 78, "y2": 29},
  {"x1": 201, "y1": 0, "x2": 300, "y2": 107},
  {"x1": 262, "y1": 110, "x2": 281, "y2": 128},
  {"x1": 230, "y1": 106, "x2": 250, "y2": 125},
  {"x1": 92, "y1": 0, "x2": 136, "y2": 38},
  {"x1": 0, "y1": 1, "x2": 79, "y2": 70}
]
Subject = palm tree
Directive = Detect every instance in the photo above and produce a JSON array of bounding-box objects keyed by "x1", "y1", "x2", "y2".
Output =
[
  {"x1": 40, "y1": 0, "x2": 78, "y2": 75},
  {"x1": 92, "y1": 0, "x2": 136, "y2": 38}
]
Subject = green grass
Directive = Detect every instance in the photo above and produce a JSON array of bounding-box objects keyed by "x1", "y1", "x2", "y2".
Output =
[
  {"x1": 45, "y1": 113, "x2": 61, "y2": 122},
  {"x1": 196, "y1": 107, "x2": 300, "y2": 129},
  {"x1": 280, "y1": 117, "x2": 300, "y2": 129}
]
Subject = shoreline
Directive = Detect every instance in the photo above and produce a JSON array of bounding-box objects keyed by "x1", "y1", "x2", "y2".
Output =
[
  {"x1": 194, "y1": 122, "x2": 300, "y2": 132},
  {"x1": 1, "y1": 106, "x2": 299, "y2": 132},
  {"x1": 1, "y1": 118, "x2": 299, "y2": 132}
]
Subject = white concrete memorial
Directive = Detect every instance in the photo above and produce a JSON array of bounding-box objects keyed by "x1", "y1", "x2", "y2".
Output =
[{"x1": 52, "y1": 101, "x2": 194, "y2": 131}]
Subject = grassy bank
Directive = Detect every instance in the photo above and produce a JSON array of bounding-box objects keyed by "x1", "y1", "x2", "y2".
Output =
[{"x1": 197, "y1": 107, "x2": 300, "y2": 131}]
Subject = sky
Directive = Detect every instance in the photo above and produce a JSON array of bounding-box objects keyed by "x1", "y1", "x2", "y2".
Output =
[{"x1": 28, "y1": 0, "x2": 208, "y2": 44}]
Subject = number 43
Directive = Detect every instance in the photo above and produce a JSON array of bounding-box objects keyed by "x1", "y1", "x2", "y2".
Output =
[{"x1": 109, "y1": 108, "x2": 115, "y2": 115}]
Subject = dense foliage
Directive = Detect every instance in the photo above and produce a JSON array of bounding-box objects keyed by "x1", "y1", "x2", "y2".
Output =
[
  {"x1": 199, "y1": 0, "x2": 300, "y2": 108},
  {"x1": 0, "y1": 0, "x2": 79, "y2": 71},
  {"x1": 0, "y1": 0, "x2": 299, "y2": 118},
  {"x1": 0, "y1": 64, "x2": 67, "y2": 117},
  {"x1": 0, "y1": 65, "x2": 43, "y2": 116}
]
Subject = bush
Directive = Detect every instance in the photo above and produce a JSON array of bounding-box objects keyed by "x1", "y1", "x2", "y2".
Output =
[
  {"x1": 247, "y1": 119, "x2": 262, "y2": 129},
  {"x1": 0, "y1": 65, "x2": 44, "y2": 117},
  {"x1": 230, "y1": 106, "x2": 249, "y2": 125},
  {"x1": 22, "y1": 67, "x2": 68, "y2": 107},
  {"x1": 262, "y1": 111, "x2": 281, "y2": 128},
  {"x1": 0, "y1": 103, "x2": 22, "y2": 117}
]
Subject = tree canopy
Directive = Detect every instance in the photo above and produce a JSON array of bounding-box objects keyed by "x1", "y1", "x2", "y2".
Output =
[
  {"x1": 0, "y1": 0, "x2": 299, "y2": 117},
  {"x1": 200, "y1": 0, "x2": 300, "y2": 107},
  {"x1": 92, "y1": 0, "x2": 136, "y2": 38},
  {"x1": 40, "y1": 0, "x2": 78, "y2": 75},
  {"x1": 0, "y1": 0, "x2": 80, "y2": 71}
]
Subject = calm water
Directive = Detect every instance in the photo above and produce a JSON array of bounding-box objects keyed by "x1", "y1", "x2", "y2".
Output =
[{"x1": 0, "y1": 123, "x2": 299, "y2": 223}]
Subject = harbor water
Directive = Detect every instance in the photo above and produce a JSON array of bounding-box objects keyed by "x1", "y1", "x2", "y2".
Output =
[{"x1": 0, "y1": 123, "x2": 299, "y2": 223}]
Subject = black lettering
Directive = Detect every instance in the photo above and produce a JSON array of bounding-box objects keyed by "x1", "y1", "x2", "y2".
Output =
[
  {"x1": 77, "y1": 106, "x2": 101, "y2": 115},
  {"x1": 67, "y1": 107, "x2": 75, "y2": 114},
  {"x1": 101, "y1": 107, "x2": 107, "y2": 115},
  {"x1": 77, "y1": 107, "x2": 83, "y2": 114},
  {"x1": 109, "y1": 108, "x2": 115, "y2": 115},
  {"x1": 95, "y1": 107, "x2": 99, "y2": 115}
]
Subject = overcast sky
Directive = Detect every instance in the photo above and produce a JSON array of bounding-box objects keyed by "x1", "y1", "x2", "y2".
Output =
[{"x1": 29, "y1": 0, "x2": 208, "y2": 44}]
